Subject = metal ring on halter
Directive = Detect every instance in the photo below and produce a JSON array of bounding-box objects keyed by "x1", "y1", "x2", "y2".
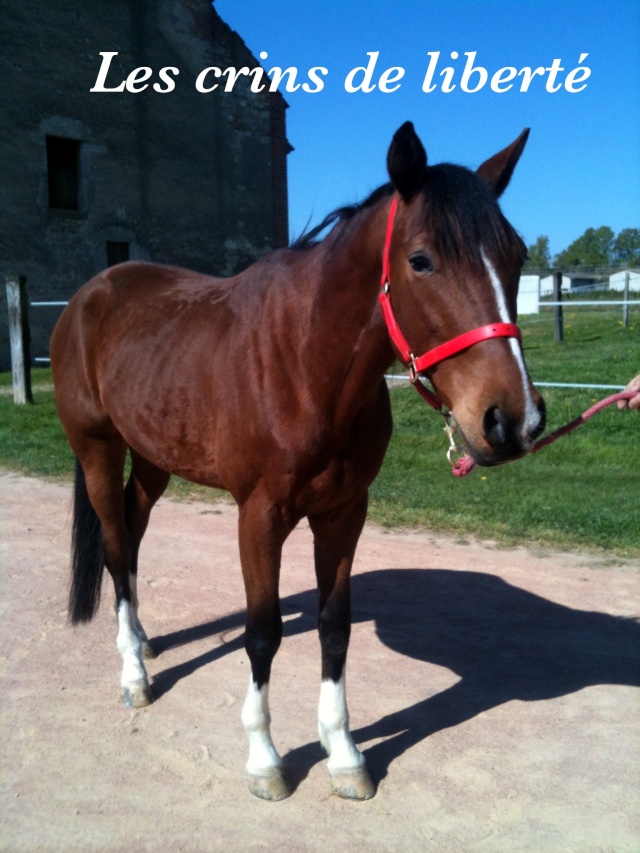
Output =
[{"x1": 408, "y1": 357, "x2": 418, "y2": 384}]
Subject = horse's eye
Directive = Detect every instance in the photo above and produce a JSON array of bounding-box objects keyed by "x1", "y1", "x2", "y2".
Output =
[{"x1": 409, "y1": 253, "x2": 434, "y2": 274}]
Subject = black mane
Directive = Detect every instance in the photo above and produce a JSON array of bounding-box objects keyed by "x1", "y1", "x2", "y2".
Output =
[
  {"x1": 290, "y1": 184, "x2": 393, "y2": 249},
  {"x1": 291, "y1": 165, "x2": 524, "y2": 269}
]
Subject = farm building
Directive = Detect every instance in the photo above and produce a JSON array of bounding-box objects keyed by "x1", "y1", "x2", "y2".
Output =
[
  {"x1": 0, "y1": 0, "x2": 291, "y2": 370},
  {"x1": 517, "y1": 275, "x2": 541, "y2": 315},
  {"x1": 540, "y1": 272, "x2": 604, "y2": 295},
  {"x1": 609, "y1": 270, "x2": 640, "y2": 292}
]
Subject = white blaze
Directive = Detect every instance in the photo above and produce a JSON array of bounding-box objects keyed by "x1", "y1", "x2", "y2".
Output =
[{"x1": 482, "y1": 252, "x2": 541, "y2": 437}]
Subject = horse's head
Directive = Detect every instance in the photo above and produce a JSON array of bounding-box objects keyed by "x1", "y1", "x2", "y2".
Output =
[{"x1": 384, "y1": 122, "x2": 545, "y2": 466}]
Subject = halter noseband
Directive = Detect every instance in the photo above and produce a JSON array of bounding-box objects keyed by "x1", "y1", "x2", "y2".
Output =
[{"x1": 378, "y1": 196, "x2": 522, "y2": 412}]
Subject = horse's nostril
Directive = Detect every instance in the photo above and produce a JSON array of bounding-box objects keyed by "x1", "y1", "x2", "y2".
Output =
[
  {"x1": 483, "y1": 406, "x2": 509, "y2": 448},
  {"x1": 531, "y1": 398, "x2": 547, "y2": 441}
]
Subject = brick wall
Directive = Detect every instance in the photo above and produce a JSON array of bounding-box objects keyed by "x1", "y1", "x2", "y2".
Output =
[{"x1": 0, "y1": 0, "x2": 290, "y2": 369}]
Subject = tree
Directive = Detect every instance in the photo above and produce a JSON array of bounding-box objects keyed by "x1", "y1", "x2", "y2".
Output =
[
  {"x1": 554, "y1": 226, "x2": 614, "y2": 269},
  {"x1": 611, "y1": 228, "x2": 640, "y2": 267},
  {"x1": 523, "y1": 235, "x2": 552, "y2": 271}
]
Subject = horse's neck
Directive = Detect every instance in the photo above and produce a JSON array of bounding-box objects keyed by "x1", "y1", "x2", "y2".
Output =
[{"x1": 301, "y1": 201, "x2": 395, "y2": 413}]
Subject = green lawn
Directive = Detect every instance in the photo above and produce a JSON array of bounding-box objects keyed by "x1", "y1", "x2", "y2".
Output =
[{"x1": 1, "y1": 304, "x2": 638, "y2": 555}]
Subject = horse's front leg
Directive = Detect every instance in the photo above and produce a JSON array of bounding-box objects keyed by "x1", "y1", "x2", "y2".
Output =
[
  {"x1": 238, "y1": 490, "x2": 292, "y2": 801},
  {"x1": 309, "y1": 493, "x2": 375, "y2": 800}
]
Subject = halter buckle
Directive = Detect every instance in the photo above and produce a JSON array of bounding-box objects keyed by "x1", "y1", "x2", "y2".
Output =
[{"x1": 442, "y1": 413, "x2": 464, "y2": 467}]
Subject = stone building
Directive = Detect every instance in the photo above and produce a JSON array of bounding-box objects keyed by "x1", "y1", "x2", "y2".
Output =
[{"x1": 0, "y1": 0, "x2": 291, "y2": 369}]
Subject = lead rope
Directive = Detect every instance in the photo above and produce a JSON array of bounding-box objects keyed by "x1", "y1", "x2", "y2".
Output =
[{"x1": 450, "y1": 390, "x2": 636, "y2": 478}]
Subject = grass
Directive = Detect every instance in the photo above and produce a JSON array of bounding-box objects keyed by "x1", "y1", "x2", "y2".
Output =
[
  {"x1": 0, "y1": 370, "x2": 227, "y2": 503},
  {"x1": 1, "y1": 304, "x2": 638, "y2": 555}
]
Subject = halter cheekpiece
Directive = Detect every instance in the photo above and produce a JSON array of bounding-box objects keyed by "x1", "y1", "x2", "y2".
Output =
[{"x1": 378, "y1": 196, "x2": 522, "y2": 412}]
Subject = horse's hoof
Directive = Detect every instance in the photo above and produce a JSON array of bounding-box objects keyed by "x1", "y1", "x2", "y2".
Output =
[
  {"x1": 142, "y1": 641, "x2": 157, "y2": 660},
  {"x1": 330, "y1": 767, "x2": 375, "y2": 800},
  {"x1": 247, "y1": 770, "x2": 291, "y2": 801},
  {"x1": 122, "y1": 682, "x2": 153, "y2": 708}
]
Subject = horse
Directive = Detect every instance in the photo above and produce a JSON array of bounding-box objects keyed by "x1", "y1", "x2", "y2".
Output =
[{"x1": 50, "y1": 121, "x2": 545, "y2": 801}]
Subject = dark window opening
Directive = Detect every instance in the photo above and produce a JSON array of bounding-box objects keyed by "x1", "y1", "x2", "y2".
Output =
[
  {"x1": 106, "y1": 241, "x2": 130, "y2": 266},
  {"x1": 46, "y1": 136, "x2": 80, "y2": 210}
]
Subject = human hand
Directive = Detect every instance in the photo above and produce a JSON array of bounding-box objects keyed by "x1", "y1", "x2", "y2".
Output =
[{"x1": 618, "y1": 375, "x2": 640, "y2": 411}]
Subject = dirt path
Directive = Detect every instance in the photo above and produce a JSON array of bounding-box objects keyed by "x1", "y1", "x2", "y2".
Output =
[{"x1": 2, "y1": 471, "x2": 639, "y2": 852}]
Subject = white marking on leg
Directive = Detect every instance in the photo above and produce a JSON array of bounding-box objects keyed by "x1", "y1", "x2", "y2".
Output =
[
  {"x1": 482, "y1": 252, "x2": 541, "y2": 436},
  {"x1": 241, "y1": 678, "x2": 282, "y2": 776},
  {"x1": 116, "y1": 599, "x2": 148, "y2": 689},
  {"x1": 318, "y1": 674, "x2": 364, "y2": 773}
]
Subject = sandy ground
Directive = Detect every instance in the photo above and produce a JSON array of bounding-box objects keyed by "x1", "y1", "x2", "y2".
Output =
[{"x1": 1, "y1": 470, "x2": 639, "y2": 852}]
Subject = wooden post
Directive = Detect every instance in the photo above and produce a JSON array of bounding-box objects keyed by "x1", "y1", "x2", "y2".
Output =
[
  {"x1": 623, "y1": 271, "x2": 630, "y2": 328},
  {"x1": 553, "y1": 270, "x2": 563, "y2": 343},
  {"x1": 6, "y1": 275, "x2": 33, "y2": 404}
]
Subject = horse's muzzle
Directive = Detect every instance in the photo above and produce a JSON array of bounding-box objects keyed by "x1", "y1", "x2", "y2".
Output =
[{"x1": 466, "y1": 396, "x2": 547, "y2": 466}]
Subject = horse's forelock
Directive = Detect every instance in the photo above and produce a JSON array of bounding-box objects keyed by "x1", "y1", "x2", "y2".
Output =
[{"x1": 418, "y1": 164, "x2": 524, "y2": 272}]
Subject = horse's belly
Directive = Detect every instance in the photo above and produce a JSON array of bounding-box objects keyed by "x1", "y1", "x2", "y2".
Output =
[{"x1": 101, "y1": 374, "x2": 227, "y2": 488}]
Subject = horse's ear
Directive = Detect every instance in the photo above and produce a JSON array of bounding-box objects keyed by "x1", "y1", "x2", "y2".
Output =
[
  {"x1": 476, "y1": 128, "x2": 530, "y2": 198},
  {"x1": 387, "y1": 122, "x2": 428, "y2": 202}
]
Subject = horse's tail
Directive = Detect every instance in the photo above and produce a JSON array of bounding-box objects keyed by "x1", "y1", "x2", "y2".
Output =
[{"x1": 69, "y1": 457, "x2": 104, "y2": 624}]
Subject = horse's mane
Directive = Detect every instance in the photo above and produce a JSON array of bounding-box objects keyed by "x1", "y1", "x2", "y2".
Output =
[
  {"x1": 290, "y1": 184, "x2": 393, "y2": 250},
  {"x1": 290, "y1": 166, "x2": 524, "y2": 270}
]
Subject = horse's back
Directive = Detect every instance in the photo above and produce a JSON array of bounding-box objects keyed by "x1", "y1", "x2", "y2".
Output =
[
  {"x1": 52, "y1": 261, "x2": 235, "y2": 377},
  {"x1": 55, "y1": 260, "x2": 226, "y2": 335}
]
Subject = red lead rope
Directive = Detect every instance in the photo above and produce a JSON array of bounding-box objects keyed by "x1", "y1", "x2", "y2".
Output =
[{"x1": 378, "y1": 196, "x2": 521, "y2": 411}]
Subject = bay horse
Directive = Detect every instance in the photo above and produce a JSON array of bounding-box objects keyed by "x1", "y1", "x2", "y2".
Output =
[{"x1": 51, "y1": 122, "x2": 545, "y2": 801}]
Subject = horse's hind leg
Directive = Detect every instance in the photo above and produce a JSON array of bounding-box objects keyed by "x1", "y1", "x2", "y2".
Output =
[
  {"x1": 124, "y1": 450, "x2": 171, "y2": 660},
  {"x1": 78, "y1": 438, "x2": 153, "y2": 708},
  {"x1": 309, "y1": 493, "x2": 375, "y2": 800},
  {"x1": 238, "y1": 488, "x2": 293, "y2": 801}
]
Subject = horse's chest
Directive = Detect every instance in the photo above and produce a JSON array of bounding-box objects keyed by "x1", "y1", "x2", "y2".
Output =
[{"x1": 293, "y1": 405, "x2": 392, "y2": 514}]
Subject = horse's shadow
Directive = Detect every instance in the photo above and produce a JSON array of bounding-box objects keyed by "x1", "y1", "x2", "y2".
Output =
[{"x1": 151, "y1": 567, "x2": 640, "y2": 789}]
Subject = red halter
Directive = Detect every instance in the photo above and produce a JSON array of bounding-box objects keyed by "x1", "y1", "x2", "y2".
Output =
[{"x1": 378, "y1": 196, "x2": 522, "y2": 411}]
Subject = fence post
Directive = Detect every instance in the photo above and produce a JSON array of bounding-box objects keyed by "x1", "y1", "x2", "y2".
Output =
[
  {"x1": 6, "y1": 275, "x2": 33, "y2": 404},
  {"x1": 623, "y1": 271, "x2": 630, "y2": 328},
  {"x1": 553, "y1": 270, "x2": 563, "y2": 342}
]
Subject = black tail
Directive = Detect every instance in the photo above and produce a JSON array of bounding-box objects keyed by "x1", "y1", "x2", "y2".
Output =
[{"x1": 69, "y1": 457, "x2": 104, "y2": 624}]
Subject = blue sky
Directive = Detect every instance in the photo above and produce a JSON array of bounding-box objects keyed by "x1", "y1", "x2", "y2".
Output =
[{"x1": 215, "y1": 0, "x2": 640, "y2": 258}]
